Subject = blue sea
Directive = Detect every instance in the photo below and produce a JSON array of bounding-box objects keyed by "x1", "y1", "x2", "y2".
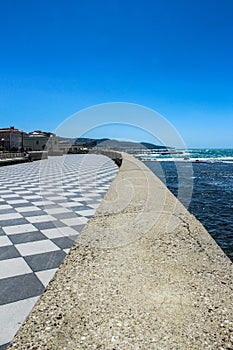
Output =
[{"x1": 144, "y1": 149, "x2": 233, "y2": 261}]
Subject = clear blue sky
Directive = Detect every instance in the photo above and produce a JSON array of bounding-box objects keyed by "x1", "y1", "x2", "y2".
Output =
[{"x1": 0, "y1": 0, "x2": 232, "y2": 148}]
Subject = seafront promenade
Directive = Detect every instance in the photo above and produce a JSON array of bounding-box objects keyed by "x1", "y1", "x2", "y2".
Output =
[
  {"x1": 0, "y1": 154, "x2": 118, "y2": 349},
  {"x1": 7, "y1": 152, "x2": 233, "y2": 350}
]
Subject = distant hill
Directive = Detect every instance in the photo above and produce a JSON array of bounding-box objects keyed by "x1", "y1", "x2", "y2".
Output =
[
  {"x1": 58, "y1": 137, "x2": 172, "y2": 151},
  {"x1": 140, "y1": 142, "x2": 173, "y2": 150}
]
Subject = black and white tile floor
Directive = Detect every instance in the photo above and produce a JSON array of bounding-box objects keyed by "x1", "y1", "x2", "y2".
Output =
[{"x1": 0, "y1": 154, "x2": 118, "y2": 349}]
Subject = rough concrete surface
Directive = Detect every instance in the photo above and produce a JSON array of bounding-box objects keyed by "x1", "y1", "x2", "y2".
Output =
[{"x1": 8, "y1": 153, "x2": 233, "y2": 349}]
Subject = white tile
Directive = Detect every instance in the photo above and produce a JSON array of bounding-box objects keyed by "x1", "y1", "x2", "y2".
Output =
[
  {"x1": 2, "y1": 224, "x2": 38, "y2": 235},
  {"x1": 45, "y1": 207, "x2": 71, "y2": 215},
  {"x1": 46, "y1": 196, "x2": 66, "y2": 201},
  {"x1": 61, "y1": 217, "x2": 88, "y2": 226},
  {"x1": 0, "y1": 257, "x2": 32, "y2": 279},
  {"x1": 72, "y1": 196, "x2": 91, "y2": 202},
  {"x1": 84, "y1": 193, "x2": 101, "y2": 198},
  {"x1": 0, "y1": 194, "x2": 20, "y2": 198},
  {"x1": 75, "y1": 209, "x2": 96, "y2": 216},
  {"x1": 22, "y1": 195, "x2": 42, "y2": 200},
  {"x1": 15, "y1": 206, "x2": 41, "y2": 213},
  {"x1": 35, "y1": 268, "x2": 57, "y2": 287},
  {"x1": 7, "y1": 199, "x2": 29, "y2": 205},
  {"x1": 41, "y1": 227, "x2": 78, "y2": 239},
  {"x1": 38, "y1": 191, "x2": 54, "y2": 195},
  {"x1": 26, "y1": 215, "x2": 57, "y2": 223},
  {"x1": 60, "y1": 202, "x2": 83, "y2": 208},
  {"x1": 13, "y1": 190, "x2": 31, "y2": 194},
  {"x1": 31, "y1": 200, "x2": 54, "y2": 206},
  {"x1": 0, "y1": 296, "x2": 39, "y2": 346},
  {"x1": 0, "y1": 204, "x2": 13, "y2": 210},
  {"x1": 0, "y1": 213, "x2": 22, "y2": 221},
  {"x1": 88, "y1": 204, "x2": 100, "y2": 209},
  {"x1": 0, "y1": 236, "x2": 13, "y2": 247},
  {"x1": 15, "y1": 240, "x2": 60, "y2": 256}
]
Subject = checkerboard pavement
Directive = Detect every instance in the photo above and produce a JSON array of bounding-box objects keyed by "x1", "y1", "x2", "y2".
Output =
[{"x1": 0, "y1": 154, "x2": 118, "y2": 349}]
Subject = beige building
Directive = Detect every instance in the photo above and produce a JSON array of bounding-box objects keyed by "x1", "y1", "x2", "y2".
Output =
[{"x1": 0, "y1": 126, "x2": 26, "y2": 151}]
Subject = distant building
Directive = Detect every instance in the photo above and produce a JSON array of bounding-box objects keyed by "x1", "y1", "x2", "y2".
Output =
[
  {"x1": 23, "y1": 131, "x2": 59, "y2": 152},
  {"x1": 58, "y1": 139, "x2": 89, "y2": 154},
  {"x1": 0, "y1": 127, "x2": 60, "y2": 152},
  {"x1": 0, "y1": 126, "x2": 26, "y2": 151}
]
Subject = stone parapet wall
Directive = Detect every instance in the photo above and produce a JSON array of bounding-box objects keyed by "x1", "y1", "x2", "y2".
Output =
[{"x1": 8, "y1": 152, "x2": 233, "y2": 350}]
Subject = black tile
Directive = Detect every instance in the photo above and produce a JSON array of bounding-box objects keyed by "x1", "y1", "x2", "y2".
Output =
[
  {"x1": 71, "y1": 224, "x2": 85, "y2": 233},
  {"x1": 32, "y1": 221, "x2": 57, "y2": 230},
  {"x1": 24, "y1": 250, "x2": 66, "y2": 272},
  {"x1": 0, "y1": 209, "x2": 15, "y2": 215},
  {"x1": 52, "y1": 221, "x2": 66, "y2": 228},
  {"x1": 0, "y1": 218, "x2": 29, "y2": 226},
  {"x1": 0, "y1": 246, "x2": 20, "y2": 260},
  {"x1": 0, "y1": 191, "x2": 14, "y2": 195},
  {"x1": 40, "y1": 193, "x2": 56, "y2": 198},
  {"x1": 73, "y1": 205, "x2": 92, "y2": 211},
  {"x1": 9, "y1": 231, "x2": 47, "y2": 244},
  {"x1": 43, "y1": 204, "x2": 63, "y2": 209},
  {"x1": 61, "y1": 205, "x2": 83, "y2": 211},
  {"x1": 0, "y1": 342, "x2": 10, "y2": 350},
  {"x1": 0, "y1": 274, "x2": 44, "y2": 305},
  {"x1": 49, "y1": 199, "x2": 66, "y2": 203},
  {"x1": 20, "y1": 210, "x2": 45, "y2": 217},
  {"x1": 3, "y1": 196, "x2": 21, "y2": 201},
  {"x1": 75, "y1": 205, "x2": 94, "y2": 211},
  {"x1": 52, "y1": 212, "x2": 77, "y2": 220},
  {"x1": 9, "y1": 202, "x2": 30, "y2": 207},
  {"x1": 51, "y1": 236, "x2": 77, "y2": 249}
]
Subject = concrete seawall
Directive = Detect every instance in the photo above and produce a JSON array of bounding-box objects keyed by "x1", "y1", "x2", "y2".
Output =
[
  {"x1": 0, "y1": 151, "x2": 48, "y2": 166},
  {"x1": 8, "y1": 153, "x2": 233, "y2": 349}
]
